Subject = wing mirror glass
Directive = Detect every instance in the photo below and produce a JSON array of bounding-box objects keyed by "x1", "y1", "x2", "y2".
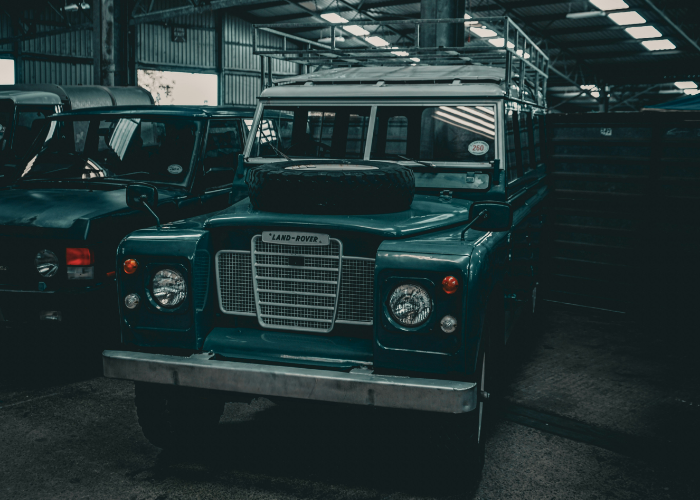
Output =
[
  {"x1": 462, "y1": 201, "x2": 513, "y2": 240},
  {"x1": 126, "y1": 183, "x2": 161, "y2": 228}
]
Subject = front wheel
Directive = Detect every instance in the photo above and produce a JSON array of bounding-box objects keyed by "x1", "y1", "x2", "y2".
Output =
[{"x1": 134, "y1": 382, "x2": 225, "y2": 450}]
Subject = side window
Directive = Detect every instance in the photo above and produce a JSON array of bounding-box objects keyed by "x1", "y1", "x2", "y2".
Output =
[
  {"x1": 520, "y1": 111, "x2": 532, "y2": 173},
  {"x1": 203, "y1": 119, "x2": 243, "y2": 189},
  {"x1": 506, "y1": 110, "x2": 519, "y2": 182}
]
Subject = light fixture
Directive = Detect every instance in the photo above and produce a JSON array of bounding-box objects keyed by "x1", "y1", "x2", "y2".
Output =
[
  {"x1": 588, "y1": 0, "x2": 629, "y2": 10},
  {"x1": 608, "y1": 11, "x2": 646, "y2": 26},
  {"x1": 392, "y1": 50, "x2": 409, "y2": 57},
  {"x1": 470, "y1": 27, "x2": 498, "y2": 38},
  {"x1": 320, "y1": 13, "x2": 347, "y2": 24},
  {"x1": 566, "y1": 11, "x2": 607, "y2": 19},
  {"x1": 343, "y1": 25, "x2": 369, "y2": 37},
  {"x1": 488, "y1": 38, "x2": 515, "y2": 49},
  {"x1": 318, "y1": 36, "x2": 345, "y2": 43},
  {"x1": 641, "y1": 39, "x2": 676, "y2": 51},
  {"x1": 63, "y1": 1, "x2": 90, "y2": 11},
  {"x1": 684, "y1": 89, "x2": 700, "y2": 96},
  {"x1": 625, "y1": 26, "x2": 662, "y2": 39},
  {"x1": 409, "y1": 57, "x2": 420, "y2": 63},
  {"x1": 366, "y1": 36, "x2": 389, "y2": 47},
  {"x1": 674, "y1": 81, "x2": 698, "y2": 89}
]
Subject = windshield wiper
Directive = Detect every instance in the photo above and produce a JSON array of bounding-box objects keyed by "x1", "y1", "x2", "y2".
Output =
[
  {"x1": 397, "y1": 155, "x2": 436, "y2": 169},
  {"x1": 267, "y1": 142, "x2": 291, "y2": 161}
]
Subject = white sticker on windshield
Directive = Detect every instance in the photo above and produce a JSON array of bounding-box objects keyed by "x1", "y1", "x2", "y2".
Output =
[
  {"x1": 468, "y1": 141, "x2": 489, "y2": 156},
  {"x1": 167, "y1": 164, "x2": 183, "y2": 175}
]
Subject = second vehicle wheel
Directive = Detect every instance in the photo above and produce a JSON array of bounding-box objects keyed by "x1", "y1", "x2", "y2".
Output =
[{"x1": 134, "y1": 382, "x2": 226, "y2": 450}]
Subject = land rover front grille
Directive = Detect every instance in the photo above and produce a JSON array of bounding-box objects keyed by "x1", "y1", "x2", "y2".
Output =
[{"x1": 216, "y1": 236, "x2": 374, "y2": 333}]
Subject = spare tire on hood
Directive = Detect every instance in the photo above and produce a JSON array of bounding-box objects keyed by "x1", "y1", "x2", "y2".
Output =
[{"x1": 246, "y1": 160, "x2": 414, "y2": 215}]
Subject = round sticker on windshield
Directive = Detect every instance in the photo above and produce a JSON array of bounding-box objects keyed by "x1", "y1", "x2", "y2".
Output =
[
  {"x1": 167, "y1": 164, "x2": 183, "y2": 175},
  {"x1": 468, "y1": 141, "x2": 489, "y2": 156}
]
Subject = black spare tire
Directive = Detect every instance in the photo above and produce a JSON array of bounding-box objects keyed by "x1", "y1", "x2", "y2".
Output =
[{"x1": 247, "y1": 160, "x2": 415, "y2": 214}]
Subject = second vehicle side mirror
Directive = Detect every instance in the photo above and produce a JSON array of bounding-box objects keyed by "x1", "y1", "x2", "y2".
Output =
[{"x1": 126, "y1": 183, "x2": 161, "y2": 228}]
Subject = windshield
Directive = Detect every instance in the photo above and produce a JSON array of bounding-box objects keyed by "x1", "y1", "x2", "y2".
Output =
[
  {"x1": 21, "y1": 117, "x2": 201, "y2": 185},
  {"x1": 370, "y1": 105, "x2": 496, "y2": 163},
  {"x1": 249, "y1": 106, "x2": 372, "y2": 159}
]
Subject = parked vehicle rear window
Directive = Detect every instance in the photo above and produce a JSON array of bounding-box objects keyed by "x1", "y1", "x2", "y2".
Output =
[
  {"x1": 21, "y1": 117, "x2": 201, "y2": 185},
  {"x1": 370, "y1": 106, "x2": 496, "y2": 163}
]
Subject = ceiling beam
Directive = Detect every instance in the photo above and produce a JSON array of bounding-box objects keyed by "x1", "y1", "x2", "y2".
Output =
[{"x1": 130, "y1": 0, "x2": 261, "y2": 25}]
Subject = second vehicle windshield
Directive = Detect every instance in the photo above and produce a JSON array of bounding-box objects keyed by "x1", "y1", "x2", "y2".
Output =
[
  {"x1": 21, "y1": 116, "x2": 201, "y2": 185},
  {"x1": 250, "y1": 105, "x2": 496, "y2": 163}
]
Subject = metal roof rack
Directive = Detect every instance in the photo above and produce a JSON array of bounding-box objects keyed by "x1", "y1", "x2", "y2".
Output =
[{"x1": 253, "y1": 17, "x2": 549, "y2": 106}]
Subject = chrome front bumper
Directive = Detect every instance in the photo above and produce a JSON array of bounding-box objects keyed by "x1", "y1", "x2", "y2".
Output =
[{"x1": 103, "y1": 350, "x2": 477, "y2": 414}]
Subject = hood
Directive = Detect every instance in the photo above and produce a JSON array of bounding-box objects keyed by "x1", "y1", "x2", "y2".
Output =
[
  {"x1": 0, "y1": 185, "x2": 182, "y2": 239},
  {"x1": 204, "y1": 195, "x2": 473, "y2": 239}
]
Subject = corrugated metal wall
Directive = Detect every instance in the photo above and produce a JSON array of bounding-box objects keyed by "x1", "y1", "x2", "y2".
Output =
[
  {"x1": 136, "y1": 3, "x2": 216, "y2": 71},
  {"x1": 15, "y1": 9, "x2": 93, "y2": 85},
  {"x1": 0, "y1": 14, "x2": 12, "y2": 54}
]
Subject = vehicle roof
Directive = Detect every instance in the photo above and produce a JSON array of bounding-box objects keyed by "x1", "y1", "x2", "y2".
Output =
[
  {"x1": 52, "y1": 105, "x2": 256, "y2": 119},
  {"x1": 275, "y1": 65, "x2": 505, "y2": 85},
  {"x1": 264, "y1": 65, "x2": 506, "y2": 100},
  {"x1": 0, "y1": 90, "x2": 62, "y2": 106}
]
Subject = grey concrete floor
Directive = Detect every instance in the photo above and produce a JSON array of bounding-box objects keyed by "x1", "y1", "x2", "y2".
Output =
[{"x1": 1, "y1": 304, "x2": 698, "y2": 500}]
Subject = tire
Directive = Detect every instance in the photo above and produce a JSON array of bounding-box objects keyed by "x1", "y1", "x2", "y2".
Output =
[
  {"x1": 134, "y1": 382, "x2": 225, "y2": 450},
  {"x1": 246, "y1": 160, "x2": 415, "y2": 215}
]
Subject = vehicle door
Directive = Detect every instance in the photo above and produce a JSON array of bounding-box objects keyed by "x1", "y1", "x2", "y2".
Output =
[
  {"x1": 199, "y1": 119, "x2": 245, "y2": 213},
  {"x1": 504, "y1": 106, "x2": 548, "y2": 342}
]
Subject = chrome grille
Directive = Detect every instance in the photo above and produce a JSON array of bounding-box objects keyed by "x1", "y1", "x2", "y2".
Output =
[
  {"x1": 216, "y1": 237, "x2": 375, "y2": 332},
  {"x1": 252, "y1": 235, "x2": 341, "y2": 333}
]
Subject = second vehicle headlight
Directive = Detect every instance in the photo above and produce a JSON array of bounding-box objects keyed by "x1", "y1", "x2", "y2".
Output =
[
  {"x1": 151, "y1": 269, "x2": 187, "y2": 308},
  {"x1": 388, "y1": 283, "x2": 432, "y2": 327}
]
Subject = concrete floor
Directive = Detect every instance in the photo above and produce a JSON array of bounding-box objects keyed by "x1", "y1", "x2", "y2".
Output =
[{"x1": 1, "y1": 304, "x2": 698, "y2": 499}]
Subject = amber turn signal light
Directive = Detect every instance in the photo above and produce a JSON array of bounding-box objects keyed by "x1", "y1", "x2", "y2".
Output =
[
  {"x1": 123, "y1": 259, "x2": 139, "y2": 275},
  {"x1": 442, "y1": 276, "x2": 459, "y2": 294}
]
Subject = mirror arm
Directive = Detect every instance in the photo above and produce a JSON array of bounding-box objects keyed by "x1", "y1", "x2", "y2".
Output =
[
  {"x1": 461, "y1": 209, "x2": 488, "y2": 241},
  {"x1": 139, "y1": 196, "x2": 161, "y2": 229}
]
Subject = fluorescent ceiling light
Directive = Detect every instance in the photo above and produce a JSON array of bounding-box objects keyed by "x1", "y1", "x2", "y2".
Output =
[
  {"x1": 410, "y1": 57, "x2": 420, "y2": 63},
  {"x1": 589, "y1": 0, "x2": 628, "y2": 10},
  {"x1": 470, "y1": 27, "x2": 497, "y2": 38},
  {"x1": 366, "y1": 36, "x2": 389, "y2": 47},
  {"x1": 392, "y1": 51, "x2": 409, "y2": 57},
  {"x1": 642, "y1": 39, "x2": 676, "y2": 51},
  {"x1": 488, "y1": 38, "x2": 514, "y2": 48},
  {"x1": 608, "y1": 11, "x2": 646, "y2": 26},
  {"x1": 684, "y1": 89, "x2": 700, "y2": 95},
  {"x1": 625, "y1": 26, "x2": 662, "y2": 39},
  {"x1": 318, "y1": 36, "x2": 345, "y2": 43},
  {"x1": 343, "y1": 25, "x2": 369, "y2": 37},
  {"x1": 464, "y1": 14, "x2": 472, "y2": 20},
  {"x1": 566, "y1": 11, "x2": 607, "y2": 19},
  {"x1": 321, "y1": 13, "x2": 347, "y2": 24},
  {"x1": 674, "y1": 81, "x2": 698, "y2": 89},
  {"x1": 516, "y1": 49, "x2": 531, "y2": 59}
]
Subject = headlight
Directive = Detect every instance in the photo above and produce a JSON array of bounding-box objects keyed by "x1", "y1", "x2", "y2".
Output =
[
  {"x1": 35, "y1": 249, "x2": 59, "y2": 278},
  {"x1": 151, "y1": 269, "x2": 187, "y2": 308},
  {"x1": 388, "y1": 283, "x2": 432, "y2": 327}
]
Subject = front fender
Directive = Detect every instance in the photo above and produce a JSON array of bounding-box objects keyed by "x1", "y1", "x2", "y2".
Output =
[{"x1": 116, "y1": 226, "x2": 213, "y2": 350}]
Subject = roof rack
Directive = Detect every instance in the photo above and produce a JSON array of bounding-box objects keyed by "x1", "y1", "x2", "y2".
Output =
[{"x1": 253, "y1": 17, "x2": 549, "y2": 106}]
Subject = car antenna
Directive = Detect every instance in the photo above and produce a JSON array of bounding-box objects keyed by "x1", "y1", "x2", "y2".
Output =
[{"x1": 138, "y1": 195, "x2": 162, "y2": 229}]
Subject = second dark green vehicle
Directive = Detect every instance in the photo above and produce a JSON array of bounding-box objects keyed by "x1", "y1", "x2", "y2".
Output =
[{"x1": 0, "y1": 105, "x2": 254, "y2": 334}]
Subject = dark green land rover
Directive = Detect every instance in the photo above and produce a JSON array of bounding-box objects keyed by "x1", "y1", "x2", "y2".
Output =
[{"x1": 103, "y1": 18, "x2": 549, "y2": 484}]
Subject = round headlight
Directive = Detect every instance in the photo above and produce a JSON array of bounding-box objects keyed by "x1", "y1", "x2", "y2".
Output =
[
  {"x1": 151, "y1": 269, "x2": 187, "y2": 308},
  {"x1": 388, "y1": 283, "x2": 432, "y2": 327},
  {"x1": 35, "y1": 249, "x2": 59, "y2": 278}
]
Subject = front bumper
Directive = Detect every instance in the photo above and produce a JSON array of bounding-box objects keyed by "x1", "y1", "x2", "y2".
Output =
[{"x1": 103, "y1": 350, "x2": 477, "y2": 414}]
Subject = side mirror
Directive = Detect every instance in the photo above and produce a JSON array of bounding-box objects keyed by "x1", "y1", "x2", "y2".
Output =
[
  {"x1": 126, "y1": 183, "x2": 161, "y2": 228},
  {"x1": 462, "y1": 201, "x2": 513, "y2": 240}
]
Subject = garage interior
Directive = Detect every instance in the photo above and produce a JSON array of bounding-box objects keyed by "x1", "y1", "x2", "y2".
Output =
[{"x1": 1, "y1": 1, "x2": 699, "y2": 499}]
